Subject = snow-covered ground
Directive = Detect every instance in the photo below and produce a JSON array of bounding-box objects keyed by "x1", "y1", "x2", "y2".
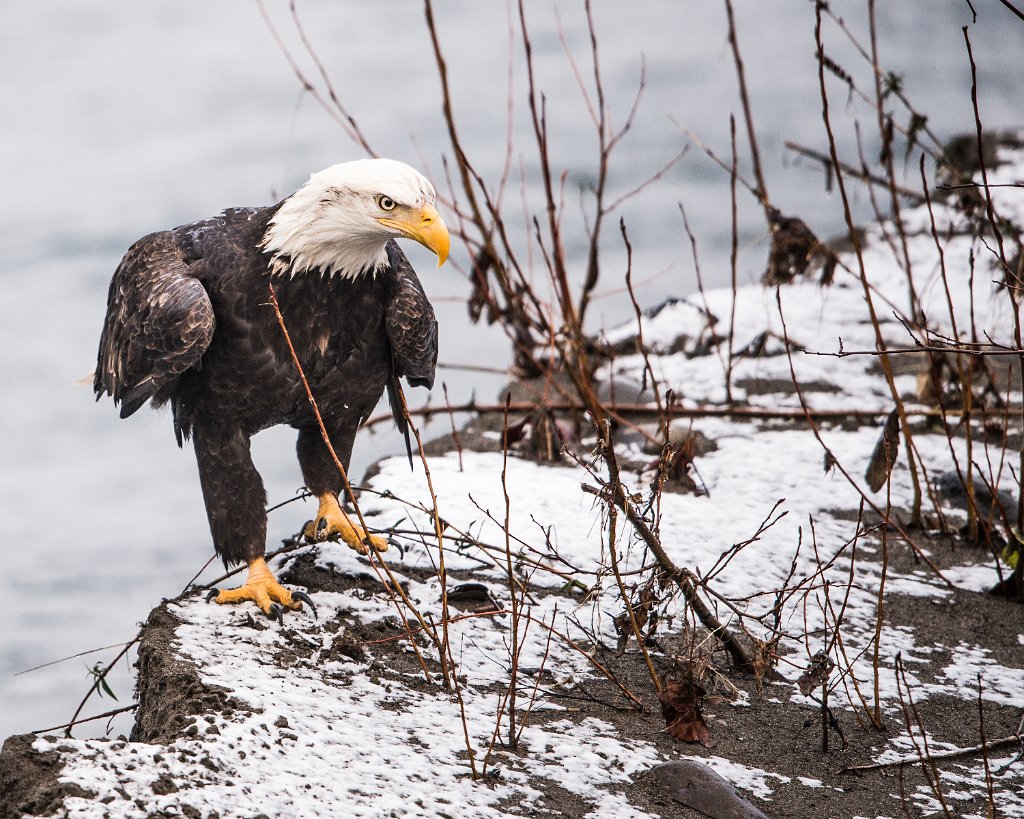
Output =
[{"x1": 17, "y1": 139, "x2": 1024, "y2": 818}]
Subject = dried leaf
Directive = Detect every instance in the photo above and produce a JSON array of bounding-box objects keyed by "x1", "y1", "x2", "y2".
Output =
[
  {"x1": 467, "y1": 248, "x2": 497, "y2": 324},
  {"x1": 502, "y1": 416, "x2": 529, "y2": 447},
  {"x1": 878, "y1": 114, "x2": 894, "y2": 165},
  {"x1": 762, "y1": 207, "x2": 839, "y2": 286},
  {"x1": 508, "y1": 408, "x2": 571, "y2": 462},
  {"x1": 612, "y1": 580, "x2": 661, "y2": 650},
  {"x1": 664, "y1": 435, "x2": 700, "y2": 494},
  {"x1": 657, "y1": 676, "x2": 711, "y2": 745},
  {"x1": 906, "y1": 112, "x2": 928, "y2": 160},
  {"x1": 797, "y1": 650, "x2": 835, "y2": 697},
  {"x1": 865, "y1": 409, "x2": 900, "y2": 492}
]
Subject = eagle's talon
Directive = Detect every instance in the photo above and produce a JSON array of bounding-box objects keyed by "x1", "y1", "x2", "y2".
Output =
[
  {"x1": 207, "y1": 558, "x2": 305, "y2": 616},
  {"x1": 303, "y1": 493, "x2": 388, "y2": 555},
  {"x1": 292, "y1": 591, "x2": 318, "y2": 619},
  {"x1": 268, "y1": 602, "x2": 285, "y2": 624},
  {"x1": 386, "y1": 537, "x2": 405, "y2": 558}
]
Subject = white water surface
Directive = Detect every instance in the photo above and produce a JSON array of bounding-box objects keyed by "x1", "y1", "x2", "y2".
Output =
[{"x1": 0, "y1": 0, "x2": 1020, "y2": 740}]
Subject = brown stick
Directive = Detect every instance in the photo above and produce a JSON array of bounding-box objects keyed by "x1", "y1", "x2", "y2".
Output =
[
  {"x1": 35, "y1": 705, "x2": 138, "y2": 736},
  {"x1": 364, "y1": 399, "x2": 1015, "y2": 429},
  {"x1": 724, "y1": 0, "x2": 770, "y2": 216},
  {"x1": 582, "y1": 433, "x2": 756, "y2": 673},
  {"x1": 814, "y1": 3, "x2": 926, "y2": 525},
  {"x1": 840, "y1": 733, "x2": 1024, "y2": 774},
  {"x1": 597, "y1": 423, "x2": 663, "y2": 692},
  {"x1": 785, "y1": 141, "x2": 926, "y2": 203}
]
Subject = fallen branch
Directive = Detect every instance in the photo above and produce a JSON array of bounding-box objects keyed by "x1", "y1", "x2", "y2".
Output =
[
  {"x1": 839, "y1": 734, "x2": 1023, "y2": 774},
  {"x1": 808, "y1": 343, "x2": 1024, "y2": 359},
  {"x1": 364, "y1": 400, "x2": 1006, "y2": 429}
]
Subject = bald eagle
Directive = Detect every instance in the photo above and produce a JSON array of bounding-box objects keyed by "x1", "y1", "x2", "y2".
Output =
[{"x1": 95, "y1": 159, "x2": 448, "y2": 618}]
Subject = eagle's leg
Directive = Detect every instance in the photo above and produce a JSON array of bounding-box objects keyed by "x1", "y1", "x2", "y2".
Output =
[
  {"x1": 195, "y1": 424, "x2": 306, "y2": 616},
  {"x1": 297, "y1": 426, "x2": 388, "y2": 555}
]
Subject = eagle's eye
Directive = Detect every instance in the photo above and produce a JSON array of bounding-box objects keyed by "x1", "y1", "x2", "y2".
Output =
[{"x1": 376, "y1": 195, "x2": 397, "y2": 212}]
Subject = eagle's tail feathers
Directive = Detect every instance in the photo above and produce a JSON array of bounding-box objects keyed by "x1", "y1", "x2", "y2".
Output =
[
  {"x1": 118, "y1": 383, "x2": 153, "y2": 419},
  {"x1": 386, "y1": 377, "x2": 414, "y2": 470}
]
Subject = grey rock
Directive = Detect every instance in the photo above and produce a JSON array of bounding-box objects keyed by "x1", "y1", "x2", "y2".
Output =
[{"x1": 650, "y1": 760, "x2": 771, "y2": 819}]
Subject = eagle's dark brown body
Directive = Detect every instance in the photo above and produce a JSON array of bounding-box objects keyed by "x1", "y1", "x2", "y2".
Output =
[{"x1": 95, "y1": 205, "x2": 437, "y2": 566}]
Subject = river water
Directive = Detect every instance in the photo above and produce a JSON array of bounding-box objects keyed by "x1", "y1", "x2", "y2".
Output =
[{"x1": 0, "y1": 1, "x2": 1019, "y2": 739}]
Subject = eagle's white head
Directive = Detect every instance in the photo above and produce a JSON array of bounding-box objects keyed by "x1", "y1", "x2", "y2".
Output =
[{"x1": 262, "y1": 158, "x2": 450, "y2": 278}]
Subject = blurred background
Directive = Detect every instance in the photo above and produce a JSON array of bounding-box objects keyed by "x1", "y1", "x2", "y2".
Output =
[{"x1": 0, "y1": 0, "x2": 1019, "y2": 739}]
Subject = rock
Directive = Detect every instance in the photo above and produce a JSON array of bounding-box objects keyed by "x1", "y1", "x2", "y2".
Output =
[
  {"x1": 0, "y1": 734, "x2": 94, "y2": 819},
  {"x1": 132, "y1": 603, "x2": 250, "y2": 744},
  {"x1": 936, "y1": 469, "x2": 1019, "y2": 527},
  {"x1": 650, "y1": 760, "x2": 771, "y2": 819}
]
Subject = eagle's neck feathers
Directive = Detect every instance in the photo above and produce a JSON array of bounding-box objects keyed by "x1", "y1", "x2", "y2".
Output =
[{"x1": 260, "y1": 192, "x2": 389, "y2": 280}]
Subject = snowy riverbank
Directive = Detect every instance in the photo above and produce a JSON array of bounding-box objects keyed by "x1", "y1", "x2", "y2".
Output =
[{"x1": 3, "y1": 134, "x2": 1024, "y2": 818}]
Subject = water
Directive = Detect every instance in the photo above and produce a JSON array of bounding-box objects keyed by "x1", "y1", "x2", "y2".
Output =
[{"x1": 0, "y1": 0, "x2": 1019, "y2": 740}]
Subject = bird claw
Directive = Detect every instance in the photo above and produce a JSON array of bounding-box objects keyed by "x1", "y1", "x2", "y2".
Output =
[
  {"x1": 206, "y1": 584, "x2": 316, "y2": 623},
  {"x1": 301, "y1": 515, "x2": 332, "y2": 544},
  {"x1": 291, "y1": 590, "x2": 318, "y2": 619},
  {"x1": 203, "y1": 558, "x2": 314, "y2": 624}
]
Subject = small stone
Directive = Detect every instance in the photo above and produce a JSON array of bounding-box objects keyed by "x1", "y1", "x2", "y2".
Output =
[{"x1": 150, "y1": 775, "x2": 178, "y2": 796}]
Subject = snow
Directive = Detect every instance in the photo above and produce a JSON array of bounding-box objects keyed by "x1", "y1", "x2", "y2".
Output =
[
  {"x1": 28, "y1": 141, "x2": 1024, "y2": 817},
  {"x1": 34, "y1": 584, "x2": 664, "y2": 818}
]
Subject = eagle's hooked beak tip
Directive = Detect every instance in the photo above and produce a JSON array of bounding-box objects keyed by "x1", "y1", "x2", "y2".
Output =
[{"x1": 380, "y1": 204, "x2": 450, "y2": 269}]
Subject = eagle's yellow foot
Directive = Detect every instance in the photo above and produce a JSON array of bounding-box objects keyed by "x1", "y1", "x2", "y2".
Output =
[
  {"x1": 205, "y1": 558, "x2": 317, "y2": 621},
  {"x1": 303, "y1": 492, "x2": 388, "y2": 555}
]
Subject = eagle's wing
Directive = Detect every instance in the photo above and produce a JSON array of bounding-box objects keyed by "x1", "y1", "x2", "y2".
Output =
[
  {"x1": 95, "y1": 230, "x2": 215, "y2": 420},
  {"x1": 383, "y1": 242, "x2": 438, "y2": 466}
]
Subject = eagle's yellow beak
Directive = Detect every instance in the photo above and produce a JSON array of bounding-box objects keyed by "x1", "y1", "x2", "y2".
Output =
[{"x1": 378, "y1": 204, "x2": 450, "y2": 268}]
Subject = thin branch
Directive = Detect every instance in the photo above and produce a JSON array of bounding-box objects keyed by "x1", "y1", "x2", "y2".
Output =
[
  {"x1": 35, "y1": 705, "x2": 138, "y2": 737},
  {"x1": 785, "y1": 141, "x2": 926, "y2": 203}
]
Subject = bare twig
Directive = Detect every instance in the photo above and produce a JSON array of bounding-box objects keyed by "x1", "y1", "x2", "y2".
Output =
[
  {"x1": 35, "y1": 705, "x2": 138, "y2": 737},
  {"x1": 785, "y1": 141, "x2": 926, "y2": 203}
]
